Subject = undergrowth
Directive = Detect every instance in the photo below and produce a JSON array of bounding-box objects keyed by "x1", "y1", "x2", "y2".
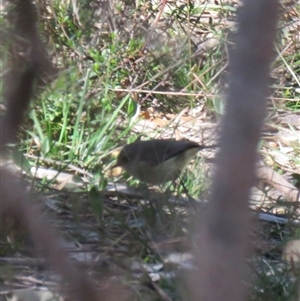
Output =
[{"x1": 1, "y1": 1, "x2": 299, "y2": 300}]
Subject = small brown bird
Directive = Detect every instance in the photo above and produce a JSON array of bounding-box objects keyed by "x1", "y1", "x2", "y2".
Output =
[{"x1": 113, "y1": 139, "x2": 216, "y2": 185}]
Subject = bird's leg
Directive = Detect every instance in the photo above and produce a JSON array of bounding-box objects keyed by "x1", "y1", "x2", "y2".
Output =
[{"x1": 178, "y1": 178, "x2": 199, "y2": 211}]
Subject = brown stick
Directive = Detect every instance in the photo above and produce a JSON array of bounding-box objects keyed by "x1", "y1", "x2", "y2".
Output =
[
  {"x1": 189, "y1": 1, "x2": 280, "y2": 300},
  {"x1": 257, "y1": 166, "x2": 300, "y2": 203},
  {"x1": 1, "y1": 0, "x2": 56, "y2": 147},
  {"x1": 0, "y1": 1, "x2": 127, "y2": 300}
]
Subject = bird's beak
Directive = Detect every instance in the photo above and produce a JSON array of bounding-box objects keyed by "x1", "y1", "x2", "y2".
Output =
[{"x1": 110, "y1": 161, "x2": 123, "y2": 177}]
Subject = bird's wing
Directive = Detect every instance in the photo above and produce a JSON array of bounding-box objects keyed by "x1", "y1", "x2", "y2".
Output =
[{"x1": 133, "y1": 140, "x2": 200, "y2": 166}]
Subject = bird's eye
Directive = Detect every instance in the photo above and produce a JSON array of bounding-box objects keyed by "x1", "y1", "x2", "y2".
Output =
[{"x1": 119, "y1": 152, "x2": 129, "y2": 164}]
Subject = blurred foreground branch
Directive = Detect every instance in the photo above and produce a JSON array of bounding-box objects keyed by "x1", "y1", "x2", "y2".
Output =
[
  {"x1": 189, "y1": 1, "x2": 280, "y2": 300},
  {"x1": 0, "y1": 1, "x2": 126, "y2": 300}
]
